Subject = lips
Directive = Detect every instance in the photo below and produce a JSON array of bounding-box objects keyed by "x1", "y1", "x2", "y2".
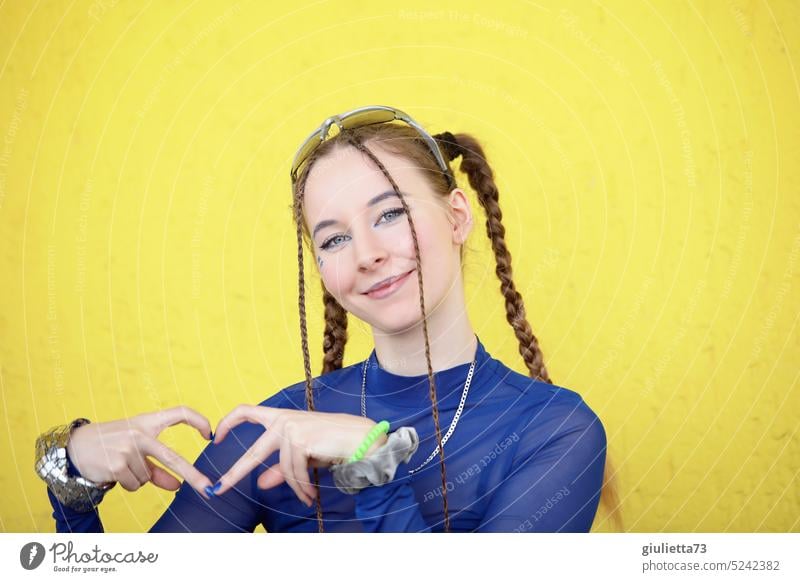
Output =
[{"x1": 362, "y1": 270, "x2": 415, "y2": 298}]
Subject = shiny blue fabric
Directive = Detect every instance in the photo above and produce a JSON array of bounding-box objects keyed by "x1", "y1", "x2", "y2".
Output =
[{"x1": 47, "y1": 335, "x2": 606, "y2": 532}]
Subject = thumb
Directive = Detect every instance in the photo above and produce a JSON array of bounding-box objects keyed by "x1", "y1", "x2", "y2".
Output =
[
  {"x1": 257, "y1": 466, "x2": 285, "y2": 490},
  {"x1": 146, "y1": 459, "x2": 181, "y2": 491}
]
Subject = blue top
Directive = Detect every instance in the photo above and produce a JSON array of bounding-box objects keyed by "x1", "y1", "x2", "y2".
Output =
[{"x1": 47, "y1": 335, "x2": 607, "y2": 532}]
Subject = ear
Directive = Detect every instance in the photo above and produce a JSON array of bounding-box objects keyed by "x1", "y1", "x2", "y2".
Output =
[{"x1": 447, "y1": 188, "x2": 473, "y2": 245}]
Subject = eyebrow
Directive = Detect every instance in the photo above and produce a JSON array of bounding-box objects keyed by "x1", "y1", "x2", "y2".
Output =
[{"x1": 312, "y1": 190, "x2": 403, "y2": 238}]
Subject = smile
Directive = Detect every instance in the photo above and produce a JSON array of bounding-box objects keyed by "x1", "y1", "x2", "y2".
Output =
[{"x1": 363, "y1": 270, "x2": 415, "y2": 299}]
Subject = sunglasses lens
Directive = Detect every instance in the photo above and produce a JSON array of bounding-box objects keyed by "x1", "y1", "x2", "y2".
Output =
[
  {"x1": 292, "y1": 108, "x2": 456, "y2": 185},
  {"x1": 340, "y1": 108, "x2": 395, "y2": 129},
  {"x1": 292, "y1": 109, "x2": 397, "y2": 180},
  {"x1": 292, "y1": 130, "x2": 323, "y2": 179}
]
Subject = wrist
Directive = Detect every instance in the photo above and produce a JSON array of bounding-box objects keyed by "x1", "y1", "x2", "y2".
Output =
[
  {"x1": 346, "y1": 420, "x2": 390, "y2": 464},
  {"x1": 35, "y1": 418, "x2": 116, "y2": 513},
  {"x1": 65, "y1": 434, "x2": 80, "y2": 476},
  {"x1": 330, "y1": 426, "x2": 419, "y2": 495},
  {"x1": 363, "y1": 431, "x2": 389, "y2": 459}
]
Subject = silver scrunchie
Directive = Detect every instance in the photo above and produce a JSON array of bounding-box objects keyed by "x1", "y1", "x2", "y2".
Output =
[
  {"x1": 34, "y1": 418, "x2": 116, "y2": 512},
  {"x1": 329, "y1": 426, "x2": 419, "y2": 495}
]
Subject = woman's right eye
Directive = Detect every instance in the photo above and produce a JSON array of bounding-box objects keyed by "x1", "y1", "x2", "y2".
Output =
[{"x1": 320, "y1": 234, "x2": 348, "y2": 251}]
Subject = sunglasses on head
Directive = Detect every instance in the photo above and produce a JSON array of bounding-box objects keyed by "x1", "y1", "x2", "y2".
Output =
[{"x1": 289, "y1": 105, "x2": 456, "y2": 189}]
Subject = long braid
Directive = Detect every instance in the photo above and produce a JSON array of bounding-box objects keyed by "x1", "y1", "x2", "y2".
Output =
[
  {"x1": 292, "y1": 129, "x2": 452, "y2": 531},
  {"x1": 293, "y1": 179, "x2": 326, "y2": 532},
  {"x1": 337, "y1": 132, "x2": 452, "y2": 532},
  {"x1": 446, "y1": 133, "x2": 551, "y2": 383},
  {"x1": 441, "y1": 131, "x2": 624, "y2": 530}
]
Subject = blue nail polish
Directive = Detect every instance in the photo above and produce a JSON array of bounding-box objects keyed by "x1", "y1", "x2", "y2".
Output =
[
  {"x1": 209, "y1": 431, "x2": 215, "y2": 441},
  {"x1": 212, "y1": 482, "x2": 222, "y2": 493},
  {"x1": 204, "y1": 485, "x2": 215, "y2": 498}
]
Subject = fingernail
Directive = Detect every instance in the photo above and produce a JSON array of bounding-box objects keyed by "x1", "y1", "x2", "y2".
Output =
[
  {"x1": 204, "y1": 485, "x2": 215, "y2": 498},
  {"x1": 212, "y1": 482, "x2": 222, "y2": 494}
]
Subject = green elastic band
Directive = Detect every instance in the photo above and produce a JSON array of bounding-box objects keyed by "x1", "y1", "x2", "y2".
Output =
[{"x1": 347, "y1": 420, "x2": 390, "y2": 463}]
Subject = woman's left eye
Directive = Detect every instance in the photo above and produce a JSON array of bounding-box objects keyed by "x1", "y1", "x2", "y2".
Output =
[{"x1": 379, "y1": 207, "x2": 406, "y2": 223}]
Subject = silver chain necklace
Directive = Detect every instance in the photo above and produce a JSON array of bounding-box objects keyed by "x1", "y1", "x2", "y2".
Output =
[{"x1": 360, "y1": 353, "x2": 476, "y2": 475}]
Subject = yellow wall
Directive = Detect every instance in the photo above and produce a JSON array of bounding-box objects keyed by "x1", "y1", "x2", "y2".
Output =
[{"x1": 1, "y1": 0, "x2": 797, "y2": 532}]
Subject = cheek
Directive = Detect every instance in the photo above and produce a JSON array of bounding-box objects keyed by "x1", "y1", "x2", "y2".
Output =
[
  {"x1": 406, "y1": 215, "x2": 450, "y2": 272},
  {"x1": 317, "y1": 254, "x2": 355, "y2": 298},
  {"x1": 400, "y1": 218, "x2": 453, "y2": 301},
  {"x1": 388, "y1": 224, "x2": 417, "y2": 259}
]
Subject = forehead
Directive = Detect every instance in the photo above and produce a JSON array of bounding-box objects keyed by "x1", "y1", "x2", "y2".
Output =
[{"x1": 302, "y1": 144, "x2": 432, "y2": 220}]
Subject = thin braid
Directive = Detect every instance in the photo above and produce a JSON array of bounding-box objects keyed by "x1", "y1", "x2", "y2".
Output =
[
  {"x1": 293, "y1": 180, "x2": 326, "y2": 532},
  {"x1": 292, "y1": 130, "x2": 452, "y2": 532},
  {"x1": 451, "y1": 133, "x2": 552, "y2": 383},
  {"x1": 339, "y1": 132, "x2": 452, "y2": 532}
]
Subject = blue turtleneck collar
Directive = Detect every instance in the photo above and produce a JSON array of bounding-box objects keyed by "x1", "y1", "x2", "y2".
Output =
[{"x1": 361, "y1": 334, "x2": 499, "y2": 408}]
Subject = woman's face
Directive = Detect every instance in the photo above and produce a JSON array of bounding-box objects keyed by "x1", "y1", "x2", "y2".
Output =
[{"x1": 302, "y1": 143, "x2": 472, "y2": 334}]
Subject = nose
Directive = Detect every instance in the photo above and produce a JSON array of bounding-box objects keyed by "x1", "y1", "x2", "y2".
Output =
[{"x1": 354, "y1": 224, "x2": 389, "y2": 272}]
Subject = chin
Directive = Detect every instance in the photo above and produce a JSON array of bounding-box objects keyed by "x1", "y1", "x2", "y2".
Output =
[
  {"x1": 375, "y1": 312, "x2": 425, "y2": 335},
  {"x1": 351, "y1": 294, "x2": 424, "y2": 334}
]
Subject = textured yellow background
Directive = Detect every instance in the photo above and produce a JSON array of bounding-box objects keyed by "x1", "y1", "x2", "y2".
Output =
[{"x1": 0, "y1": 0, "x2": 797, "y2": 533}]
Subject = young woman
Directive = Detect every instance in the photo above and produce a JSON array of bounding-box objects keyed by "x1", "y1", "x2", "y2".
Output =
[{"x1": 38, "y1": 105, "x2": 619, "y2": 533}]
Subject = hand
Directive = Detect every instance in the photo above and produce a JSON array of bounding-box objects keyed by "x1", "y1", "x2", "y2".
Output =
[
  {"x1": 66, "y1": 406, "x2": 216, "y2": 500},
  {"x1": 211, "y1": 406, "x2": 388, "y2": 506}
]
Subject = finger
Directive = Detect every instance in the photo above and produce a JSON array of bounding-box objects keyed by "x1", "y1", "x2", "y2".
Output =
[
  {"x1": 116, "y1": 466, "x2": 147, "y2": 492},
  {"x1": 256, "y1": 465, "x2": 284, "y2": 490},
  {"x1": 213, "y1": 405, "x2": 284, "y2": 444},
  {"x1": 291, "y1": 441, "x2": 315, "y2": 502},
  {"x1": 280, "y1": 438, "x2": 311, "y2": 507},
  {"x1": 141, "y1": 405, "x2": 213, "y2": 441},
  {"x1": 213, "y1": 429, "x2": 280, "y2": 496},
  {"x1": 279, "y1": 438, "x2": 304, "y2": 506},
  {"x1": 137, "y1": 435, "x2": 214, "y2": 499},
  {"x1": 146, "y1": 458, "x2": 180, "y2": 491},
  {"x1": 126, "y1": 453, "x2": 152, "y2": 486}
]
